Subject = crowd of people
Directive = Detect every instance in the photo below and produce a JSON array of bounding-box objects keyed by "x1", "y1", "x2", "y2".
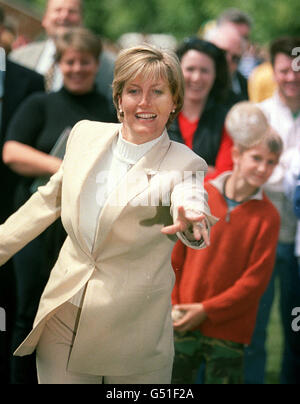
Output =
[{"x1": 0, "y1": 0, "x2": 299, "y2": 384}]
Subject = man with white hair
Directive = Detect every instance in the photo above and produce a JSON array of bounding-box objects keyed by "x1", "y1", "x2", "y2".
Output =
[
  {"x1": 217, "y1": 8, "x2": 258, "y2": 80},
  {"x1": 217, "y1": 8, "x2": 253, "y2": 42}
]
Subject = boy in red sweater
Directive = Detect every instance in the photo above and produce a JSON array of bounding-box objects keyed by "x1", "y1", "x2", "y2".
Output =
[{"x1": 171, "y1": 102, "x2": 283, "y2": 384}]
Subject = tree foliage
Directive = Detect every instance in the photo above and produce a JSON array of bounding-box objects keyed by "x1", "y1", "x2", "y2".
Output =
[{"x1": 23, "y1": 0, "x2": 300, "y2": 45}]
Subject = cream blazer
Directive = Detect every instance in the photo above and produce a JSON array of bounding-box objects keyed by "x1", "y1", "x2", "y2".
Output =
[{"x1": 0, "y1": 120, "x2": 215, "y2": 376}]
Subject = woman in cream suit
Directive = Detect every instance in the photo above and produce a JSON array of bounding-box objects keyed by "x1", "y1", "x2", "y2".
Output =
[{"x1": 0, "y1": 45, "x2": 216, "y2": 384}]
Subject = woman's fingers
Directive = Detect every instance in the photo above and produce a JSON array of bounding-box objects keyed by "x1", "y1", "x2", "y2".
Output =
[
  {"x1": 192, "y1": 219, "x2": 210, "y2": 245},
  {"x1": 161, "y1": 207, "x2": 209, "y2": 246},
  {"x1": 161, "y1": 222, "x2": 184, "y2": 235}
]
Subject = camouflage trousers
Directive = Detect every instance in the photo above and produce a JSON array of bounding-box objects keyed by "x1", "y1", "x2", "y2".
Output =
[{"x1": 172, "y1": 331, "x2": 245, "y2": 384}]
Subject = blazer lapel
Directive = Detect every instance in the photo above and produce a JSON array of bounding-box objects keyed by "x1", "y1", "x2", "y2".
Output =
[
  {"x1": 71, "y1": 123, "x2": 121, "y2": 254},
  {"x1": 92, "y1": 131, "x2": 171, "y2": 257},
  {"x1": 75, "y1": 124, "x2": 120, "y2": 192}
]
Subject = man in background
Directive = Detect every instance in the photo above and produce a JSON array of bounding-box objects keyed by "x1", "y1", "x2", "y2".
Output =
[
  {"x1": 217, "y1": 8, "x2": 258, "y2": 80},
  {"x1": 217, "y1": 8, "x2": 252, "y2": 43},
  {"x1": 206, "y1": 23, "x2": 248, "y2": 106},
  {"x1": 217, "y1": 8, "x2": 276, "y2": 104},
  {"x1": 245, "y1": 36, "x2": 300, "y2": 385},
  {"x1": 10, "y1": 0, "x2": 115, "y2": 106}
]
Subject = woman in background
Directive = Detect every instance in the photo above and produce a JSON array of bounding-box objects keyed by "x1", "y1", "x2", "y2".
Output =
[{"x1": 168, "y1": 37, "x2": 233, "y2": 181}]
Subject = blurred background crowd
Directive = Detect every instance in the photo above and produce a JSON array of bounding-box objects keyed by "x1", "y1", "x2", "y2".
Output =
[{"x1": 0, "y1": 0, "x2": 299, "y2": 385}]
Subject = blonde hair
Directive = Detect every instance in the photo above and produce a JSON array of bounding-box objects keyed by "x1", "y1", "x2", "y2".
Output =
[
  {"x1": 225, "y1": 101, "x2": 283, "y2": 155},
  {"x1": 54, "y1": 27, "x2": 102, "y2": 62},
  {"x1": 112, "y1": 44, "x2": 184, "y2": 127}
]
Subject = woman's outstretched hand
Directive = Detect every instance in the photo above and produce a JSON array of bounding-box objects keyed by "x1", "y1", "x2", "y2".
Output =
[{"x1": 161, "y1": 206, "x2": 210, "y2": 246}]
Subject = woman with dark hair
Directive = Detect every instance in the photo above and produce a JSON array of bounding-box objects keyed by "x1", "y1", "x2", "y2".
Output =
[{"x1": 168, "y1": 37, "x2": 233, "y2": 180}]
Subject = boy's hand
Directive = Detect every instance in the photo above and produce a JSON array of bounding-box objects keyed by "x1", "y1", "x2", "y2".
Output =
[
  {"x1": 172, "y1": 303, "x2": 207, "y2": 332},
  {"x1": 161, "y1": 206, "x2": 210, "y2": 246}
]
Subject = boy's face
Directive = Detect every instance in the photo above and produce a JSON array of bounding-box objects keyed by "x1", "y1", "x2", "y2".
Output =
[{"x1": 234, "y1": 143, "x2": 279, "y2": 189}]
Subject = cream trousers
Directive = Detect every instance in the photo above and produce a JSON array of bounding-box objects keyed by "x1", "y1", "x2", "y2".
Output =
[{"x1": 36, "y1": 302, "x2": 172, "y2": 384}]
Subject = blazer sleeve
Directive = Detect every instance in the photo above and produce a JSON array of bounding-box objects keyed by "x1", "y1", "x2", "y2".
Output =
[
  {"x1": 170, "y1": 155, "x2": 218, "y2": 250},
  {"x1": 0, "y1": 119, "x2": 82, "y2": 267},
  {"x1": 0, "y1": 162, "x2": 63, "y2": 266}
]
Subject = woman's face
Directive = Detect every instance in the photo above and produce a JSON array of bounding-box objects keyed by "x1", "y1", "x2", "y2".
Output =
[
  {"x1": 181, "y1": 49, "x2": 216, "y2": 104},
  {"x1": 119, "y1": 74, "x2": 176, "y2": 144},
  {"x1": 59, "y1": 47, "x2": 99, "y2": 94}
]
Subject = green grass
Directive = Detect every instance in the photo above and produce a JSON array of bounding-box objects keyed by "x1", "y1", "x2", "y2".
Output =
[{"x1": 265, "y1": 281, "x2": 284, "y2": 384}]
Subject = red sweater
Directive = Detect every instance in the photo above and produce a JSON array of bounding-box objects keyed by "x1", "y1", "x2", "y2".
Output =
[{"x1": 171, "y1": 181, "x2": 280, "y2": 344}]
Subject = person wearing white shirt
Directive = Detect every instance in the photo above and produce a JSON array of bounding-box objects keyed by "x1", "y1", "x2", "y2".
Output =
[
  {"x1": 35, "y1": 39, "x2": 63, "y2": 91},
  {"x1": 9, "y1": 0, "x2": 115, "y2": 105},
  {"x1": 244, "y1": 36, "x2": 300, "y2": 385},
  {"x1": 10, "y1": 0, "x2": 81, "y2": 93},
  {"x1": 284, "y1": 147, "x2": 300, "y2": 265}
]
